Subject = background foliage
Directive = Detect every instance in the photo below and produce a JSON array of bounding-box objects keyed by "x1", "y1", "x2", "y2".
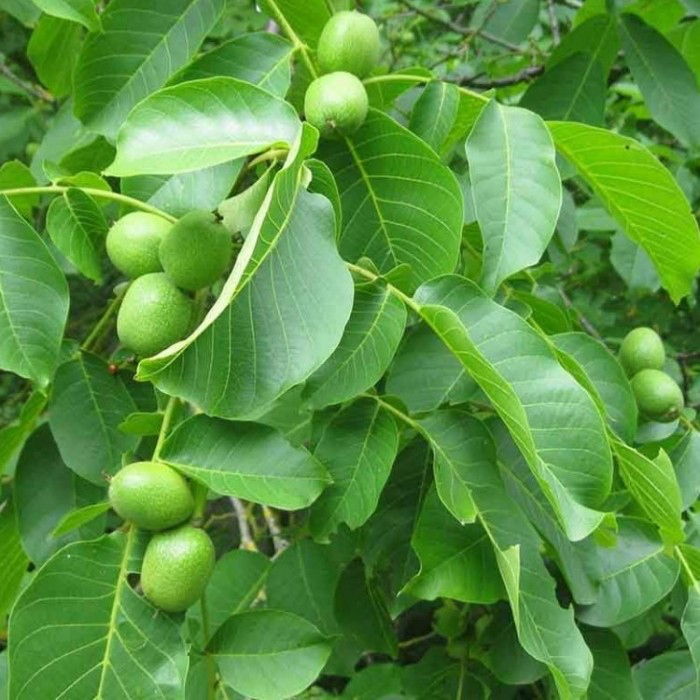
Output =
[{"x1": 1, "y1": 0, "x2": 700, "y2": 698}]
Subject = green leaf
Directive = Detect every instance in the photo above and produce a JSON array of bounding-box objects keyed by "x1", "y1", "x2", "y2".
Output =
[
  {"x1": 138, "y1": 128, "x2": 354, "y2": 419},
  {"x1": 267, "y1": 540, "x2": 340, "y2": 635},
  {"x1": 208, "y1": 609, "x2": 333, "y2": 700},
  {"x1": 409, "y1": 80, "x2": 461, "y2": 154},
  {"x1": 385, "y1": 323, "x2": 477, "y2": 413},
  {"x1": 521, "y1": 53, "x2": 606, "y2": 125},
  {"x1": 493, "y1": 420, "x2": 602, "y2": 606},
  {"x1": 476, "y1": 606, "x2": 547, "y2": 685},
  {"x1": 319, "y1": 109, "x2": 463, "y2": 288},
  {"x1": 585, "y1": 628, "x2": 640, "y2": 700},
  {"x1": 0, "y1": 501, "x2": 28, "y2": 622},
  {"x1": 342, "y1": 664, "x2": 403, "y2": 699},
  {"x1": 430, "y1": 414, "x2": 592, "y2": 698},
  {"x1": 475, "y1": 0, "x2": 538, "y2": 43},
  {"x1": 49, "y1": 353, "x2": 139, "y2": 485},
  {"x1": 669, "y1": 430, "x2": 700, "y2": 510},
  {"x1": 46, "y1": 188, "x2": 108, "y2": 282},
  {"x1": 304, "y1": 281, "x2": 407, "y2": 409},
  {"x1": 0, "y1": 390, "x2": 46, "y2": 475},
  {"x1": 404, "y1": 486, "x2": 504, "y2": 603},
  {"x1": 668, "y1": 19, "x2": 700, "y2": 86},
  {"x1": 50, "y1": 501, "x2": 111, "y2": 537},
  {"x1": 118, "y1": 411, "x2": 163, "y2": 437},
  {"x1": 633, "y1": 651, "x2": 697, "y2": 699},
  {"x1": 258, "y1": 0, "x2": 331, "y2": 48},
  {"x1": 466, "y1": 100, "x2": 562, "y2": 293},
  {"x1": 107, "y1": 77, "x2": 300, "y2": 176},
  {"x1": 218, "y1": 165, "x2": 273, "y2": 234},
  {"x1": 120, "y1": 161, "x2": 244, "y2": 219},
  {"x1": 160, "y1": 414, "x2": 330, "y2": 509},
  {"x1": 415, "y1": 275, "x2": 612, "y2": 542},
  {"x1": 553, "y1": 332, "x2": 638, "y2": 443},
  {"x1": 32, "y1": 0, "x2": 99, "y2": 30},
  {"x1": 310, "y1": 399, "x2": 399, "y2": 540},
  {"x1": 74, "y1": 0, "x2": 225, "y2": 139},
  {"x1": 681, "y1": 587, "x2": 700, "y2": 694},
  {"x1": 170, "y1": 32, "x2": 294, "y2": 97},
  {"x1": 15, "y1": 424, "x2": 104, "y2": 564},
  {"x1": 362, "y1": 439, "x2": 432, "y2": 596},
  {"x1": 401, "y1": 647, "x2": 470, "y2": 699},
  {"x1": 0, "y1": 161, "x2": 37, "y2": 218},
  {"x1": 190, "y1": 549, "x2": 270, "y2": 641},
  {"x1": 549, "y1": 14, "x2": 620, "y2": 76},
  {"x1": 335, "y1": 558, "x2": 398, "y2": 657},
  {"x1": 610, "y1": 231, "x2": 661, "y2": 293},
  {"x1": 548, "y1": 121, "x2": 700, "y2": 303},
  {"x1": 619, "y1": 13, "x2": 700, "y2": 148},
  {"x1": 0, "y1": 195, "x2": 69, "y2": 387},
  {"x1": 0, "y1": 0, "x2": 40, "y2": 24},
  {"x1": 306, "y1": 158, "x2": 342, "y2": 237},
  {"x1": 363, "y1": 69, "x2": 433, "y2": 110},
  {"x1": 27, "y1": 15, "x2": 82, "y2": 99},
  {"x1": 611, "y1": 440, "x2": 684, "y2": 543},
  {"x1": 8, "y1": 531, "x2": 187, "y2": 699},
  {"x1": 578, "y1": 517, "x2": 680, "y2": 626}
]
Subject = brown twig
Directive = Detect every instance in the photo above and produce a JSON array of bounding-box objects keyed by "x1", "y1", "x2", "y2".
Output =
[
  {"x1": 398, "y1": 0, "x2": 523, "y2": 51},
  {"x1": 262, "y1": 505, "x2": 288, "y2": 553},
  {"x1": 547, "y1": 0, "x2": 561, "y2": 45},
  {"x1": 230, "y1": 498, "x2": 256, "y2": 551},
  {"x1": 461, "y1": 64, "x2": 544, "y2": 88},
  {"x1": 556, "y1": 285, "x2": 604, "y2": 340},
  {"x1": 0, "y1": 61, "x2": 53, "y2": 102}
]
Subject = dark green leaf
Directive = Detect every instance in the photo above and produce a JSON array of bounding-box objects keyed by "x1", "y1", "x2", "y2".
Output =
[
  {"x1": 335, "y1": 558, "x2": 397, "y2": 657},
  {"x1": 0, "y1": 196, "x2": 69, "y2": 387},
  {"x1": 209, "y1": 609, "x2": 333, "y2": 700},
  {"x1": 0, "y1": 501, "x2": 28, "y2": 621},
  {"x1": 310, "y1": 399, "x2": 399, "y2": 539},
  {"x1": 409, "y1": 81, "x2": 461, "y2": 154},
  {"x1": 320, "y1": 109, "x2": 463, "y2": 288},
  {"x1": 578, "y1": 518, "x2": 680, "y2": 626},
  {"x1": 49, "y1": 353, "x2": 139, "y2": 484},
  {"x1": 32, "y1": 0, "x2": 99, "y2": 30},
  {"x1": 633, "y1": 651, "x2": 697, "y2": 700},
  {"x1": 404, "y1": 486, "x2": 504, "y2": 603},
  {"x1": 74, "y1": 0, "x2": 225, "y2": 139},
  {"x1": 304, "y1": 281, "x2": 407, "y2": 410},
  {"x1": 50, "y1": 501, "x2": 111, "y2": 537},
  {"x1": 46, "y1": 188, "x2": 108, "y2": 282},
  {"x1": 258, "y1": 0, "x2": 331, "y2": 47},
  {"x1": 586, "y1": 628, "x2": 640, "y2": 700},
  {"x1": 15, "y1": 424, "x2": 104, "y2": 564},
  {"x1": 669, "y1": 430, "x2": 700, "y2": 510}
]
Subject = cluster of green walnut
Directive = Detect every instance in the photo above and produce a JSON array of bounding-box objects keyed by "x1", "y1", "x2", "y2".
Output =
[
  {"x1": 303, "y1": 10, "x2": 380, "y2": 138},
  {"x1": 619, "y1": 327, "x2": 685, "y2": 423},
  {"x1": 106, "y1": 210, "x2": 231, "y2": 357},
  {"x1": 109, "y1": 461, "x2": 214, "y2": 612}
]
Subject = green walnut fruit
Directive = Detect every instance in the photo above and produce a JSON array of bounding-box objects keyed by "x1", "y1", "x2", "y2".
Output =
[
  {"x1": 106, "y1": 212, "x2": 172, "y2": 278},
  {"x1": 159, "y1": 210, "x2": 232, "y2": 291},
  {"x1": 141, "y1": 524, "x2": 215, "y2": 613},
  {"x1": 117, "y1": 273, "x2": 193, "y2": 356},
  {"x1": 619, "y1": 327, "x2": 665, "y2": 377},
  {"x1": 631, "y1": 368, "x2": 684, "y2": 421},
  {"x1": 304, "y1": 72, "x2": 369, "y2": 138},
  {"x1": 108, "y1": 461, "x2": 194, "y2": 531},
  {"x1": 317, "y1": 10, "x2": 380, "y2": 77}
]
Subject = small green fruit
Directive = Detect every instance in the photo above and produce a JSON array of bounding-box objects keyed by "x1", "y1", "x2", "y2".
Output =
[
  {"x1": 619, "y1": 327, "x2": 665, "y2": 377},
  {"x1": 117, "y1": 273, "x2": 193, "y2": 356},
  {"x1": 159, "y1": 210, "x2": 232, "y2": 291},
  {"x1": 317, "y1": 10, "x2": 380, "y2": 77},
  {"x1": 304, "y1": 72, "x2": 369, "y2": 138},
  {"x1": 141, "y1": 524, "x2": 215, "y2": 613},
  {"x1": 108, "y1": 461, "x2": 194, "y2": 531},
  {"x1": 106, "y1": 212, "x2": 172, "y2": 278},
  {"x1": 631, "y1": 368, "x2": 684, "y2": 421}
]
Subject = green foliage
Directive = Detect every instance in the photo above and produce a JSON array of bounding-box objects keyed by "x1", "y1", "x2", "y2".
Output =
[{"x1": 2, "y1": 1, "x2": 700, "y2": 698}]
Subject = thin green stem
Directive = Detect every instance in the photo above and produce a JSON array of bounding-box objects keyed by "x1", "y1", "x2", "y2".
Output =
[
  {"x1": 264, "y1": 0, "x2": 318, "y2": 78},
  {"x1": 675, "y1": 546, "x2": 700, "y2": 593},
  {"x1": 246, "y1": 148, "x2": 288, "y2": 171},
  {"x1": 81, "y1": 286, "x2": 128, "y2": 352},
  {"x1": 200, "y1": 595, "x2": 217, "y2": 700},
  {"x1": 345, "y1": 262, "x2": 421, "y2": 313},
  {"x1": 360, "y1": 392, "x2": 421, "y2": 431},
  {"x1": 0, "y1": 186, "x2": 177, "y2": 222},
  {"x1": 152, "y1": 396, "x2": 179, "y2": 461}
]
